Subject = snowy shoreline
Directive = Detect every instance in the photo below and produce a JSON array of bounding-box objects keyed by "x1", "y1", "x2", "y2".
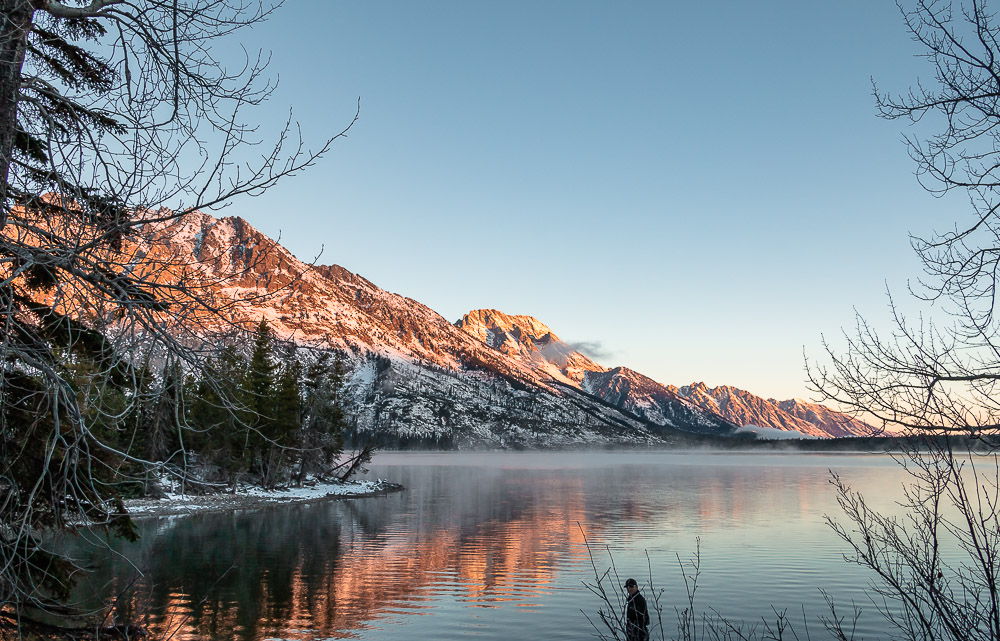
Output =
[{"x1": 124, "y1": 478, "x2": 404, "y2": 518}]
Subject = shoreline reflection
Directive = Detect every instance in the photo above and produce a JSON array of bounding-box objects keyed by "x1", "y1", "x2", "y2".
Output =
[{"x1": 69, "y1": 452, "x2": 904, "y2": 640}]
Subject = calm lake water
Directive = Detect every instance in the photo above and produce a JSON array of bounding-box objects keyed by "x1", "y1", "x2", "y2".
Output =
[{"x1": 70, "y1": 451, "x2": 918, "y2": 640}]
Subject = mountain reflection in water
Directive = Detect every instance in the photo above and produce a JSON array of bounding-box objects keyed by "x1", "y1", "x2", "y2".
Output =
[{"x1": 68, "y1": 451, "x2": 906, "y2": 640}]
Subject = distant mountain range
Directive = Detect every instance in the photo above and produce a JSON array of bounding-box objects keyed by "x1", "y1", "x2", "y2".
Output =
[
  {"x1": 141, "y1": 210, "x2": 873, "y2": 447},
  {"x1": 452, "y1": 309, "x2": 869, "y2": 439}
]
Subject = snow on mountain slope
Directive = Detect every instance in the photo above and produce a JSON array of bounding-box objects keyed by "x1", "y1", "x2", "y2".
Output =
[
  {"x1": 581, "y1": 367, "x2": 738, "y2": 435},
  {"x1": 774, "y1": 398, "x2": 874, "y2": 438},
  {"x1": 665, "y1": 382, "x2": 829, "y2": 437},
  {"x1": 344, "y1": 352, "x2": 710, "y2": 449}
]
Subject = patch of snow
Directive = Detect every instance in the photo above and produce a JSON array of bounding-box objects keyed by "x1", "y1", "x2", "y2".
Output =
[
  {"x1": 349, "y1": 359, "x2": 377, "y2": 389},
  {"x1": 241, "y1": 479, "x2": 388, "y2": 499},
  {"x1": 125, "y1": 479, "x2": 397, "y2": 517},
  {"x1": 192, "y1": 223, "x2": 211, "y2": 256}
]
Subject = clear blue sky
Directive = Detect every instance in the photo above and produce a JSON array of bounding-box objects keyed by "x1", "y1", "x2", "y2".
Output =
[{"x1": 217, "y1": 1, "x2": 958, "y2": 401}]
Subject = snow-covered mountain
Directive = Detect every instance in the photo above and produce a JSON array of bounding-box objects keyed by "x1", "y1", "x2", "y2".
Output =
[
  {"x1": 139, "y1": 209, "x2": 870, "y2": 445},
  {"x1": 452, "y1": 312, "x2": 871, "y2": 438},
  {"x1": 659, "y1": 383, "x2": 871, "y2": 437},
  {"x1": 455, "y1": 309, "x2": 606, "y2": 385},
  {"x1": 454, "y1": 310, "x2": 737, "y2": 435},
  {"x1": 581, "y1": 368, "x2": 737, "y2": 435},
  {"x1": 135, "y1": 211, "x2": 738, "y2": 447},
  {"x1": 773, "y1": 397, "x2": 872, "y2": 438}
]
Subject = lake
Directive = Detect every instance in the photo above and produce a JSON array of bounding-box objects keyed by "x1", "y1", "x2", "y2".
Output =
[{"x1": 70, "y1": 451, "x2": 918, "y2": 640}]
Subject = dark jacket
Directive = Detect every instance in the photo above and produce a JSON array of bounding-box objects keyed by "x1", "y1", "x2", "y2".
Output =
[{"x1": 624, "y1": 591, "x2": 649, "y2": 639}]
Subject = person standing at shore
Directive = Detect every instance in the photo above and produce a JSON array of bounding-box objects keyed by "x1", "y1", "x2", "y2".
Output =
[{"x1": 623, "y1": 578, "x2": 649, "y2": 641}]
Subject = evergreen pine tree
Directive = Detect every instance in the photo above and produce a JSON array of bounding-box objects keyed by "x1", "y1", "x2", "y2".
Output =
[
  {"x1": 186, "y1": 347, "x2": 251, "y2": 482},
  {"x1": 145, "y1": 361, "x2": 184, "y2": 463},
  {"x1": 267, "y1": 357, "x2": 303, "y2": 487},
  {"x1": 297, "y1": 352, "x2": 349, "y2": 480},
  {"x1": 245, "y1": 320, "x2": 277, "y2": 484}
]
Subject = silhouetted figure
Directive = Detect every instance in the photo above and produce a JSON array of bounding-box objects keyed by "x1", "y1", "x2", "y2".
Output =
[{"x1": 623, "y1": 577, "x2": 649, "y2": 641}]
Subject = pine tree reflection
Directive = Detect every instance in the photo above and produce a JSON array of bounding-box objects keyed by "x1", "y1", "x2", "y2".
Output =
[{"x1": 69, "y1": 469, "x2": 596, "y2": 640}]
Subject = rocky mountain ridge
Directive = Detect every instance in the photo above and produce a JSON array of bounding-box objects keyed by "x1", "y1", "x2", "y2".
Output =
[
  {"x1": 140, "y1": 209, "x2": 871, "y2": 444},
  {"x1": 455, "y1": 309, "x2": 607, "y2": 385},
  {"x1": 662, "y1": 382, "x2": 869, "y2": 438},
  {"x1": 454, "y1": 312, "x2": 871, "y2": 438}
]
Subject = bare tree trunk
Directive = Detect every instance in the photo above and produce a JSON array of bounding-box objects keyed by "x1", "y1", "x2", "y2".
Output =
[
  {"x1": 0, "y1": 0, "x2": 34, "y2": 229},
  {"x1": 334, "y1": 437, "x2": 378, "y2": 482}
]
